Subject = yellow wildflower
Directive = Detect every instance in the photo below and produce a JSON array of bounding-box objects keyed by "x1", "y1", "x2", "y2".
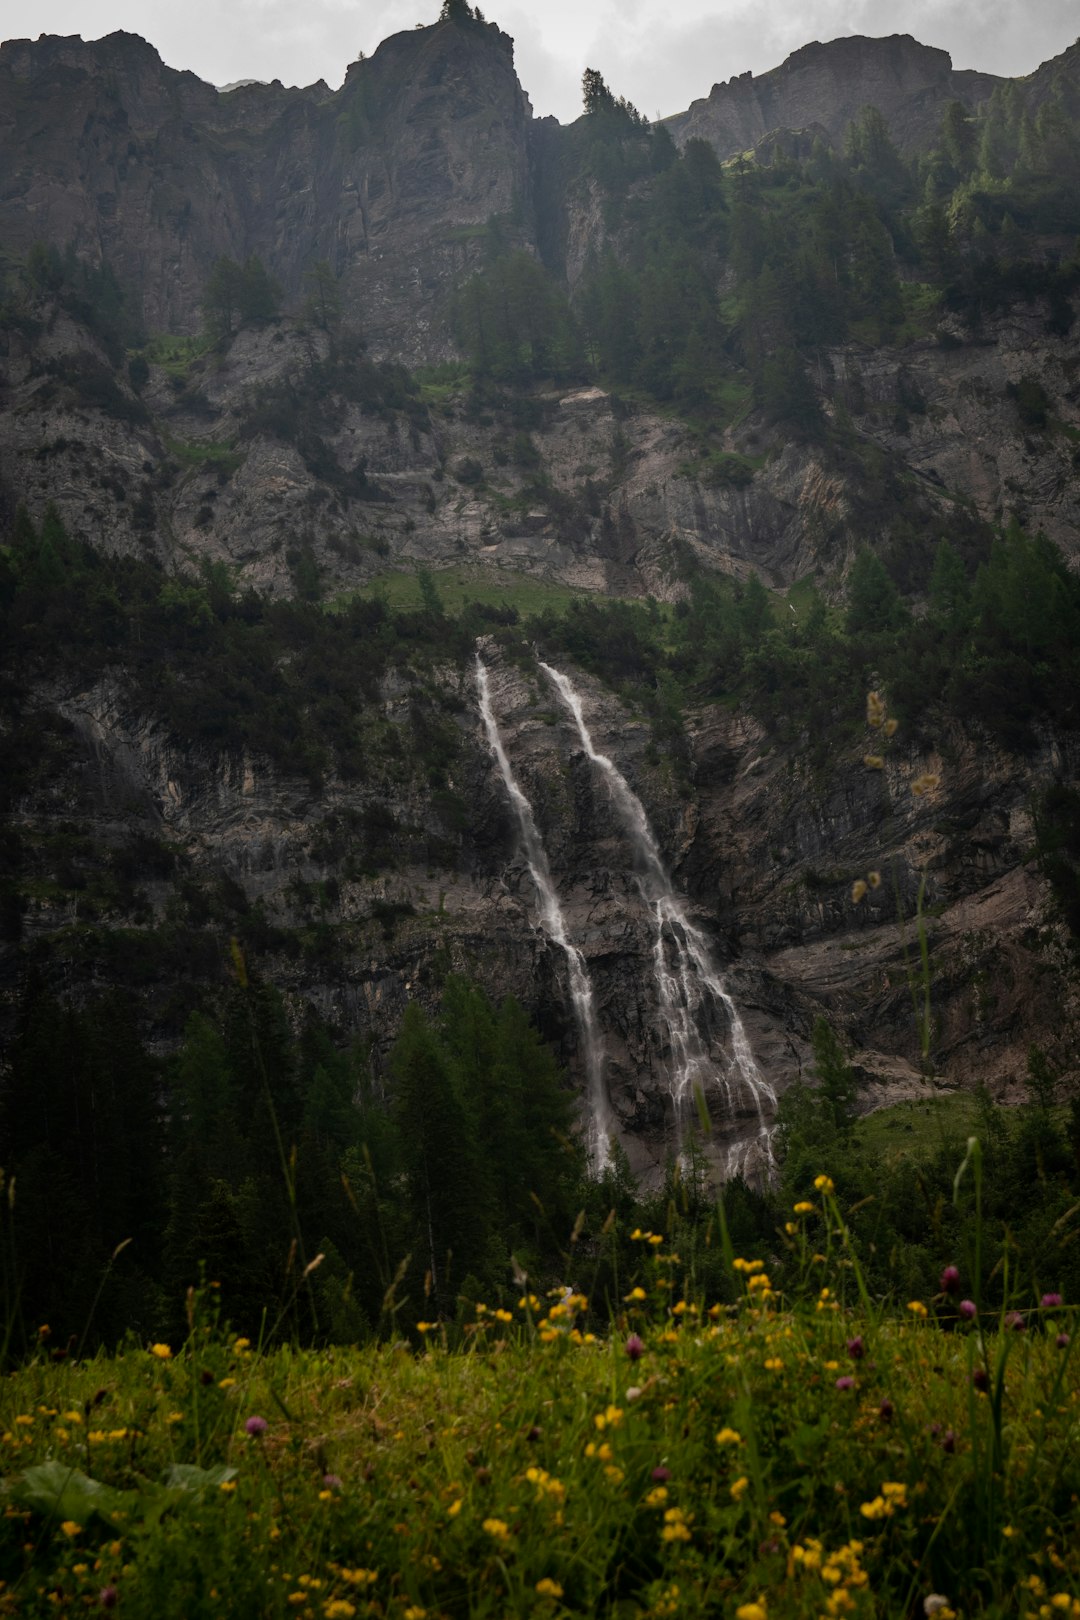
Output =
[
  {"x1": 736, "y1": 1605, "x2": 768, "y2": 1620},
  {"x1": 482, "y1": 1518, "x2": 510, "y2": 1542},
  {"x1": 149, "y1": 1343, "x2": 172, "y2": 1360},
  {"x1": 814, "y1": 1175, "x2": 834, "y2": 1194},
  {"x1": 907, "y1": 1301, "x2": 928, "y2": 1319},
  {"x1": 60, "y1": 1521, "x2": 81, "y2": 1538},
  {"x1": 730, "y1": 1476, "x2": 750, "y2": 1502},
  {"x1": 793, "y1": 1201, "x2": 814, "y2": 1215},
  {"x1": 661, "y1": 1507, "x2": 692, "y2": 1543},
  {"x1": 535, "y1": 1580, "x2": 564, "y2": 1599},
  {"x1": 715, "y1": 1428, "x2": 742, "y2": 1446},
  {"x1": 859, "y1": 1496, "x2": 890, "y2": 1520},
  {"x1": 323, "y1": 1603, "x2": 356, "y2": 1619}
]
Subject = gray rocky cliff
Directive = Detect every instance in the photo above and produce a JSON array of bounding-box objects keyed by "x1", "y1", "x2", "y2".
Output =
[
  {"x1": 0, "y1": 18, "x2": 534, "y2": 355},
  {"x1": 4, "y1": 293, "x2": 1079, "y2": 603},
  {"x1": 4, "y1": 645, "x2": 1076, "y2": 1184},
  {"x1": 664, "y1": 35, "x2": 1001, "y2": 159}
]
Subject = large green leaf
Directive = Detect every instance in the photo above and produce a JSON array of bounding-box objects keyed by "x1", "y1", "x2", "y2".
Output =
[
  {"x1": 13, "y1": 1462, "x2": 133, "y2": 1529},
  {"x1": 160, "y1": 1464, "x2": 238, "y2": 1491}
]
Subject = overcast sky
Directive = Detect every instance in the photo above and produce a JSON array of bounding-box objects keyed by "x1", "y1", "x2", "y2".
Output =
[{"x1": 2, "y1": 0, "x2": 1077, "y2": 123}]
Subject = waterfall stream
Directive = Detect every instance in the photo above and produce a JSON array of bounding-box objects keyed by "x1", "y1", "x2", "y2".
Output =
[
  {"x1": 541, "y1": 661, "x2": 776, "y2": 1169},
  {"x1": 475, "y1": 655, "x2": 613, "y2": 1170}
]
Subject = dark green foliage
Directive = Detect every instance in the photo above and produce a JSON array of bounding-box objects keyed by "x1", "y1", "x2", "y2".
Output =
[
  {"x1": 453, "y1": 251, "x2": 582, "y2": 384},
  {"x1": 845, "y1": 548, "x2": 908, "y2": 634},
  {"x1": 0, "y1": 936, "x2": 587, "y2": 1351},
  {"x1": 301, "y1": 260, "x2": 342, "y2": 333},
  {"x1": 0, "y1": 506, "x2": 475, "y2": 791},
  {"x1": 1008, "y1": 374, "x2": 1051, "y2": 429},
  {"x1": 17, "y1": 241, "x2": 139, "y2": 362},
  {"x1": 1, "y1": 984, "x2": 167, "y2": 1346},
  {"x1": 201, "y1": 256, "x2": 282, "y2": 344},
  {"x1": 811, "y1": 1016, "x2": 856, "y2": 1133}
]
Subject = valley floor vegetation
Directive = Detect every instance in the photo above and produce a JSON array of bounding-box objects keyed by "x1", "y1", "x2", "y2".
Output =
[{"x1": 0, "y1": 1172, "x2": 1077, "y2": 1618}]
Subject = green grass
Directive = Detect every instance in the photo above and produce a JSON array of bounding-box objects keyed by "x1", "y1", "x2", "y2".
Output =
[
  {"x1": 334, "y1": 567, "x2": 593, "y2": 618},
  {"x1": 853, "y1": 1091, "x2": 980, "y2": 1157},
  {"x1": 413, "y1": 361, "x2": 471, "y2": 405},
  {"x1": 165, "y1": 438, "x2": 244, "y2": 474},
  {"x1": 2, "y1": 1194, "x2": 1077, "y2": 1619},
  {"x1": 139, "y1": 334, "x2": 213, "y2": 378}
]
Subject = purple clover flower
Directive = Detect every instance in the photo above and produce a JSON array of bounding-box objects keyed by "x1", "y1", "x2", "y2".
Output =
[
  {"x1": 835, "y1": 1375, "x2": 855, "y2": 1391},
  {"x1": 940, "y1": 1265, "x2": 961, "y2": 1295},
  {"x1": 625, "y1": 1333, "x2": 645, "y2": 1362},
  {"x1": 846, "y1": 1335, "x2": 865, "y2": 1360},
  {"x1": 244, "y1": 1414, "x2": 269, "y2": 1436},
  {"x1": 1041, "y1": 1292, "x2": 1063, "y2": 1309},
  {"x1": 959, "y1": 1299, "x2": 977, "y2": 1321}
]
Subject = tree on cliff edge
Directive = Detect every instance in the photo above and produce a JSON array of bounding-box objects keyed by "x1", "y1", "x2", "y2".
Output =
[{"x1": 202, "y1": 255, "x2": 282, "y2": 345}]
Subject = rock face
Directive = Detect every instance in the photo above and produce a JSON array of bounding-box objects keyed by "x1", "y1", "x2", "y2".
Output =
[
  {"x1": 6, "y1": 644, "x2": 1075, "y2": 1187},
  {"x1": 3, "y1": 17, "x2": 1080, "y2": 1180},
  {"x1": 4, "y1": 292, "x2": 1079, "y2": 604},
  {"x1": 0, "y1": 20, "x2": 1043, "y2": 362},
  {"x1": 0, "y1": 18, "x2": 532, "y2": 356},
  {"x1": 664, "y1": 35, "x2": 1001, "y2": 158}
]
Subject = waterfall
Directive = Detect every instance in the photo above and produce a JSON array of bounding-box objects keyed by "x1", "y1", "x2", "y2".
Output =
[
  {"x1": 475, "y1": 655, "x2": 613, "y2": 1171},
  {"x1": 540, "y1": 661, "x2": 776, "y2": 1172}
]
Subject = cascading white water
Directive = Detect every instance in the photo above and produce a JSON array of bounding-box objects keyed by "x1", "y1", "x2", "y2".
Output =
[
  {"x1": 540, "y1": 661, "x2": 776, "y2": 1174},
  {"x1": 475, "y1": 655, "x2": 613, "y2": 1171}
]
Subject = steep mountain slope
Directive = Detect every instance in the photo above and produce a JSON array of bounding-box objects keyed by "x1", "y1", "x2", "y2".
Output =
[
  {"x1": 0, "y1": 17, "x2": 532, "y2": 355},
  {"x1": 664, "y1": 35, "x2": 1001, "y2": 158},
  {"x1": 2, "y1": 9, "x2": 1080, "y2": 1202}
]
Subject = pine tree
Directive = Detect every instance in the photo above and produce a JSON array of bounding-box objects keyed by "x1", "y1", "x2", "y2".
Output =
[{"x1": 391, "y1": 1002, "x2": 491, "y2": 1313}]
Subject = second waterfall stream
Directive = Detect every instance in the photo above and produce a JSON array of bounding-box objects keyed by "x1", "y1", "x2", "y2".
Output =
[{"x1": 540, "y1": 661, "x2": 777, "y2": 1176}]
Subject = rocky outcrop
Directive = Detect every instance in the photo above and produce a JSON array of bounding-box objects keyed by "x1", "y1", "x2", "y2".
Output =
[
  {"x1": 0, "y1": 17, "x2": 533, "y2": 356},
  {"x1": 5, "y1": 645, "x2": 1075, "y2": 1186},
  {"x1": 4, "y1": 290, "x2": 1079, "y2": 602},
  {"x1": 664, "y1": 35, "x2": 1001, "y2": 159}
]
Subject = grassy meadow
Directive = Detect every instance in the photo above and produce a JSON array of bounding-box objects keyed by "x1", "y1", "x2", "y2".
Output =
[{"x1": 1, "y1": 1176, "x2": 1077, "y2": 1619}]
